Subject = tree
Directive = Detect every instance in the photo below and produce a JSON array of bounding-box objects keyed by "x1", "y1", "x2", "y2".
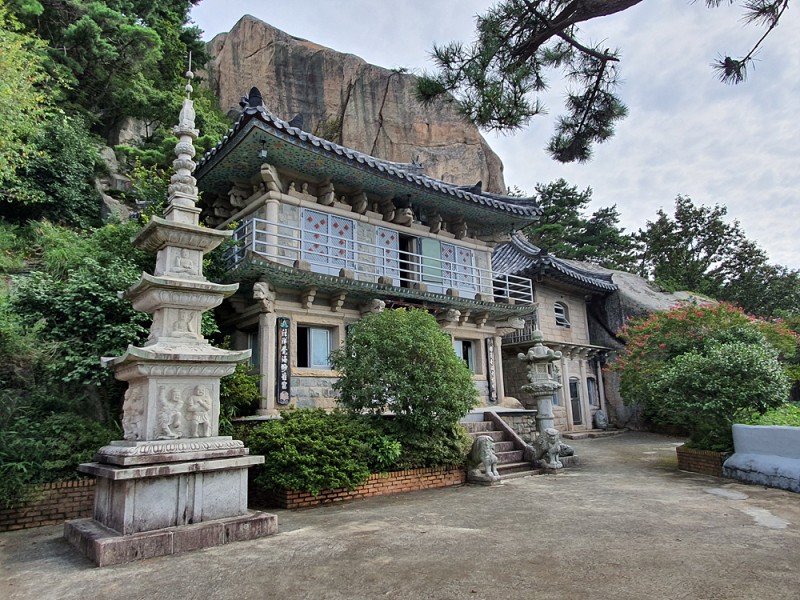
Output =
[
  {"x1": 330, "y1": 308, "x2": 478, "y2": 435},
  {"x1": 609, "y1": 302, "x2": 795, "y2": 451},
  {"x1": 417, "y1": 1, "x2": 790, "y2": 161},
  {"x1": 9, "y1": 0, "x2": 206, "y2": 140},
  {"x1": 522, "y1": 178, "x2": 634, "y2": 269},
  {"x1": 0, "y1": 113, "x2": 102, "y2": 227},
  {"x1": 0, "y1": 3, "x2": 49, "y2": 189},
  {"x1": 635, "y1": 195, "x2": 800, "y2": 316}
]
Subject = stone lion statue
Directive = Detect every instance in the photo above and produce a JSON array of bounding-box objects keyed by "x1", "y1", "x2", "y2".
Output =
[
  {"x1": 468, "y1": 435, "x2": 501, "y2": 483},
  {"x1": 535, "y1": 428, "x2": 563, "y2": 469}
]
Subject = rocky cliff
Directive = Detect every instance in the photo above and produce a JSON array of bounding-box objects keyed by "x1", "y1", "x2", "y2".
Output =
[{"x1": 205, "y1": 15, "x2": 505, "y2": 193}]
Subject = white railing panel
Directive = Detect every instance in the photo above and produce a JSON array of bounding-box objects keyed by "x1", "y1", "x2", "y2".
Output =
[{"x1": 225, "y1": 218, "x2": 534, "y2": 304}]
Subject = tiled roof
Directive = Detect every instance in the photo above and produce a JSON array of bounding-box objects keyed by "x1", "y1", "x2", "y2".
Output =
[
  {"x1": 195, "y1": 88, "x2": 541, "y2": 227},
  {"x1": 492, "y1": 232, "x2": 618, "y2": 293}
]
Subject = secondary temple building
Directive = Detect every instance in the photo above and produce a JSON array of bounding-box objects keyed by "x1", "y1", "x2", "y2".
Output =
[
  {"x1": 493, "y1": 233, "x2": 618, "y2": 432},
  {"x1": 194, "y1": 88, "x2": 540, "y2": 413}
]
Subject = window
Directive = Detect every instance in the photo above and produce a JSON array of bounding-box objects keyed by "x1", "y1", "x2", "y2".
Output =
[
  {"x1": 587, "y1": 377, "x2": 599, "y2": 406},
  {"x1": 247, "y1": 331, "x2": 259, "y2": 369},
  {"x1": 554, "y1": 302, "x2": 571, "y2": 328},
  {"x1": 420, "y1": 239, "x2": 475, "y2": 295},
  {"x1": 453, "y1": 339, "x2": 475, "y2": 372},
  {"x1": 297, "y1": 326, "x2": 332, "y2": 369},
  {"x1": 301, "y1": 209, "x2": 355, "y2": 275}
]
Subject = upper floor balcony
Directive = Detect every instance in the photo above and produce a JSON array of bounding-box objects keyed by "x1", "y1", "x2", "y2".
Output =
[{"x1": 225, "y1": 216, "x2": 534, "y2": 305}]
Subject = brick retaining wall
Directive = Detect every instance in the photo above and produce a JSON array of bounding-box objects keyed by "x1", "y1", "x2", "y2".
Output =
[
  {"x1": 676, "y1": 445, "x2": 730, "y2": 477},
  {"x1": 0, "y1": 479, "x2": 95, "y2": 532},
  {"x1": 254, "y1": 467, "x2": 466, "y2": 509}
]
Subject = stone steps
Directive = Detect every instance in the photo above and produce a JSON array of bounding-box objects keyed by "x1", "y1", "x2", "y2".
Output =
[
  {"x1": 463, "y1": 416, "x2": 539, "y2": 481},
  {"x1": 467, "y1": 429, "x2": 505, "y2": 442},
  {"x1": 561, "y1": 429, "x2": 626, "y2": 440}
]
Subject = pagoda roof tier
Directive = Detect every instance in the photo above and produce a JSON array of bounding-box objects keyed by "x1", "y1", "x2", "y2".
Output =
[
  {"x1": 134, "y1": 217, "x2": 233, "y2": 254},
  {"x1": 195, "y1": 88, "x2": 541, "y2": 236},
  {"x1": 227, "y1": 253, "x2": 538, "y2": 322},
  {"x1": 492, "y1": 232, "x2": 618, "y2": 294}
]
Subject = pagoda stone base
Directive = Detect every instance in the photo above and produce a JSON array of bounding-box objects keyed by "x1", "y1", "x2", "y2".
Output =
[
  {"x1": 64, "y1": 445, "x2": 276, "y2": 566},
  {"x1": 65, "y1": 510, "x2": 277, "y2": 567}
]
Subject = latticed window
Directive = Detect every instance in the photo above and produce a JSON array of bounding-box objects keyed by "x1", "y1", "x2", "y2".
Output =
[
  {"x1": 301, "y1": 208, "x2": 355, "y2": 275},
  {"x1": 554, "y1": 302, "x2": 570, "y2": 328}
]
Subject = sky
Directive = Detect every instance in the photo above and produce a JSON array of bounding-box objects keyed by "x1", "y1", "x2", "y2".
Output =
[{"x1": 190, "y1": 0, "x2": 799, "y2": 270}]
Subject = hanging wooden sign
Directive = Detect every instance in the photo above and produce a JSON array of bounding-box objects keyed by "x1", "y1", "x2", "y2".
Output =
[
  {"x1": 276, "y1": 317, "x2": 291, "y2": 405},
  {"x1": 485, "y1": 337, "x2": 498, "y2": 404}
]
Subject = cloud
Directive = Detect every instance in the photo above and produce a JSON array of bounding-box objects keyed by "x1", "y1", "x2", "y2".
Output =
[{"x1": 191, "y1": 0, "x2": 799, "y2": 269}]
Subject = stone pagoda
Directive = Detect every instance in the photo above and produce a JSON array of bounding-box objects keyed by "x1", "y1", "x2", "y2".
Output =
[{"x1": 65, "y1": 69, "x2": 277, "y2": 567}]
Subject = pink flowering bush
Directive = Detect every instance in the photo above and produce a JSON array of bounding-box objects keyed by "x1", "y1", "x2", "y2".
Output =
[{"x1": 609, "y1": 303, "x2": 797, "y2": 451}]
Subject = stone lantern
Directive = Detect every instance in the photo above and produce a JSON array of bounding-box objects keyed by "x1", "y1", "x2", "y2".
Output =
[
  {"x1": 65, "y1": 68, "x2": 277, "y2": 566},
  {"x1": 518, "y1": 330, "x2": 562, "y2": 435}
]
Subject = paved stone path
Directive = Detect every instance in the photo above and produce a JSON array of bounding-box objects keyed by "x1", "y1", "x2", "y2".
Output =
[{"x1": 2, "y1": 432, "x2": 799, "y2": 600}]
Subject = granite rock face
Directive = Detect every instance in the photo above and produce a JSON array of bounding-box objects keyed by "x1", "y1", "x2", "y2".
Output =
[{"x1": 205, "y1": 15, "x2": 505, "y2": 193}]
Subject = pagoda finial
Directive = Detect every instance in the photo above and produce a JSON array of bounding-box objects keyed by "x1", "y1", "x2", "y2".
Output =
[
  {"x1": 185, "y1": 51, "x2": 194, "y2": 99},
  {"x1": 165, "y1": 54, "x2": 200, "y2": 222}
]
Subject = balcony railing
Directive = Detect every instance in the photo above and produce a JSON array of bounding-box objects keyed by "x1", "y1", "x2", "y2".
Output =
[
  {"x1": 225, "y1": 217, "x2": 534, "y2": 304},
  {"x1": 502, "y1": 315, "x2": 538, "y2": 345}
]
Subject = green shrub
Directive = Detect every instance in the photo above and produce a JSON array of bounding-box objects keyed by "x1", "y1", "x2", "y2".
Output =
[
  {"x1": 385, "y1": 422, "x2": 473, "y2": 470},
  {"x1": 219, "y1": 362, "x2": 262, "y2": 435},
  {"x1": 739, "y1": 403, "x2": 800, "y2": 427},
  {"x1": 647, "y1": 341, "x2": 789, "y2": 451},
  {"x1": 241, "y1": 409, "x2": 401, "y2": 496},
  {"x1": 0, "y1": 413, "x2": 115, "y2": 508},
  {"x1": 330, "y1": 308, "x2": 478, "y2": 435},
  {"x1": 610, "y1": 302, "x2": 796, "y2": 451}
]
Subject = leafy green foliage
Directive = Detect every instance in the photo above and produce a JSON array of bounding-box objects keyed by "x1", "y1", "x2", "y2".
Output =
[
  {"x1": 7, "y1": 0, "x2": 207, "y2": 138},
  {"x1": 4, "y1": 221, "x2": 152, "y2": 420},
  {"x1": 0, "y1": 4, "x2": 49, "y2": 189},
  {"x1": 218, "y1": 362, "x2": 261, "y2": 435},
  {"x1": 739, "y1": 403, "x2": 800, "y2": 427},
  {"x1": 523, "y1": 178, "x2": 634, "y2": 269},
  {"x1": 385, "y1": 422, "x2": 473, "y2": 470},
  {"x1": 609, "y1": 302, "x2": 796, "y2": 451},
  {"x1": 0, "y1": 113, "x2": 101, "y2": 227},
  {"x1": 0, "y1": 220, "x2": 29, "y2": 273},
  {"x1": 416, "y1": 1, "x2": 788, "y2": 159},
  {"x1": 634, "y1": 195, "x2": 800, "y2": 317},
  {"x1": 647, "y1": 341, "x2": 789, "y2": 451},
  {"x1": 240, "y1": 409, "x2": 401, "y2": 496},
  {"x1": 0, "y1": 413, "x2": 115, "y2": 508},
  {"x1": 331, "y1": 308, "x2": 478, "y2": 435}
]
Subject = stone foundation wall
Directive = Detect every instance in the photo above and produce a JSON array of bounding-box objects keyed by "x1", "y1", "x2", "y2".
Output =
[
  {"x1": 676, "y1": 445, "x2": 730, "y2": 477},
  {"x1": 0, "y1": 479, "x2": 95, "y2": 532},
  {"x1": 501, "y1": 348, "x2": 530, "y2": 405},
  {"x1": 500, "y1": 414, "x2": 536, "y2": 443},
  {"x1": 254, "y1": 467, "x2": 466, "y2": 509}
]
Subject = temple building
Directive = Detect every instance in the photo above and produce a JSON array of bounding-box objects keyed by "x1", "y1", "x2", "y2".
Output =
[
  {"x1": 194, "y1": 88, "x2": 541, "y2": 414},
  {"x1": 493, "y1": 233, "x2": 618, "y2": 432}
]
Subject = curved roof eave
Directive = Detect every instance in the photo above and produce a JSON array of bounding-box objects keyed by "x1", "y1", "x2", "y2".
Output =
[
  {"x1": 195, "y1": 96, "x2": 541, "y2": 224},
  {"x1": 492, "y1": 232, "x2": 618, "y2": 293}
]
